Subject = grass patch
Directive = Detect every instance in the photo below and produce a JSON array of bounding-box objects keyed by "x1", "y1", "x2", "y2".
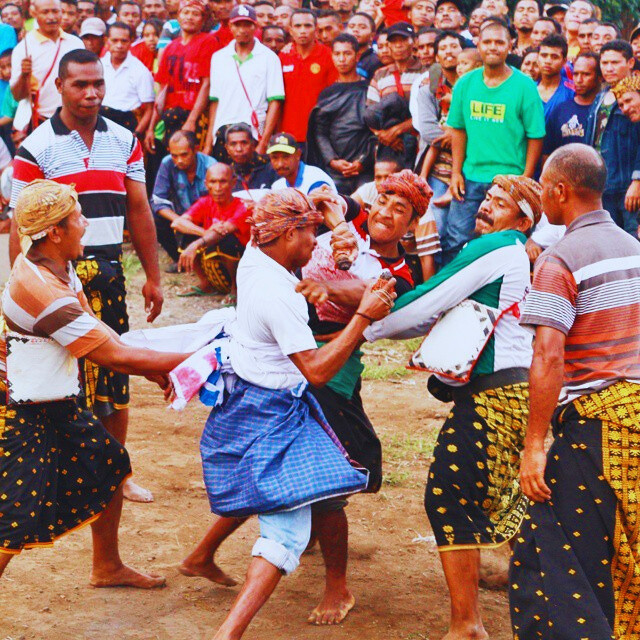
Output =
[
  {"x1": 383, "y1": 470, "x2": 411, "y2": 486},
  {"x1": 382, "y1": 433, "x2": 437, "y2": 462},
  {"x1": 121, "y1": 251, "x2": 141, "y2": 280},
  {"x1": 363, "y1": 363, "x2": 412, "y2": 380}
]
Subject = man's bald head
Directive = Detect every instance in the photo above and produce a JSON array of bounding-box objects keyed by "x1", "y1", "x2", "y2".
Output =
[
  {"x1": 544, "y1": 144, "x2": 607, "y2": 195},
  {"x1": 205, "y1": 163, "x2": 234, "y2": 203},
  {"x1": 541, "y1": 143, "x2": 606, "y2": 225}
]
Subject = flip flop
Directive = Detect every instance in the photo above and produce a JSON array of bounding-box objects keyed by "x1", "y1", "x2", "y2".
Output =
[{"x1": 177, "y1": 286, "x2": 218, "y2": 298}]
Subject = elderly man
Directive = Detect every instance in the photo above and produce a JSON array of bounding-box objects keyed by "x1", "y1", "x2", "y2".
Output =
[
  {"x1": 511, "y1": 144, "x2": 640, "y2": 639},
  {"x1": 195, "y1": 189, "x2": 394, "y2": 640},
  {"x1": 172, "y1": 163, "x2": 249, "y2": 298},
  {"x1": 364, "y1": 174, "x2": 543, "y2": 640},
  {"x1": 179, "y1": 171, "x2": 438, "y2": 627},
  {"x1": 0, "y1": 180, "x2": 188, "y2": 587},
  {"x1": 613, "y1": 74, "x2": 640, "y2": 123},
  {"x1": 152, "y1": 129, "x2": 217, "y2": 266},
  {"x1": 224, "y1": 122, "x2": 277, "y2": 192}
]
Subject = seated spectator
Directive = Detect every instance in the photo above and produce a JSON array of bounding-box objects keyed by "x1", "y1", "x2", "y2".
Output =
[
  {"x1": 346, "y1": 12, "x2": 381, "y2": 81},
  {"x1": 100, "y1": 22, "x2": 155, "y2": 135},
  {"x1": 130, "y1": 17, "x2": 162, "y2": 72},
  {"x1": 307, "y1": 33, "x2": 376, "y2": 194},
  {"x1": 151, "y1": 130, "x2": 217, "y2": 268},
  {"x1": 261, "y1": 24, "x2": 287, "y2": 54},
  {"x1": 224, "y1": 122, "x2": 277, "y2": 191},
  {"x1": 79, "y1": 17, "x2": 107, "y2": 55},
  {"x1": 268, "y1": 132, "x2": 336, "y2": 193},
  {"x1": 365, "y1": 21, "x2": 425, "y2": 168},
  {"x1": 351, "y1": 155, "x2": 402, "y2": 208},
  {"x1": 521, "y1": 46, "x2": 540, "y2": 82},
  {"x1": 537, "y1": 34, "x2": 574, "y2": 119},
  {"x1": 173, "y1": 163, "x2": 250, "y2": 298}
]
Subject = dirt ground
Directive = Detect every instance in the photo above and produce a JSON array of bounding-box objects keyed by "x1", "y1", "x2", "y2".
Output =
[{"x1": 0, "y1": 255, "x2": 514, "y2": 640}]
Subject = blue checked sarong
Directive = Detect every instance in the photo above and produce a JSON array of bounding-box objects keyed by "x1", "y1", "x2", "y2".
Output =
[{"x1": 200, "y1": 378, "x2": 369, "y2": 517}]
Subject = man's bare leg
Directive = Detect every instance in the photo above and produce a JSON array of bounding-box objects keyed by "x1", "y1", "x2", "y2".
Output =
[
  {"x1": 439, "y1": 549, "x2": 488, "y2": 640},
  {"x1": 101, "y1": 408, "x2": 153, "y2": 503},
  {"x1": 308, "y1": 508, "x2": 355, "y2": 625},
  {"x1": 213, "y1": 557, "x2": 282, "y2": 640},
  {"x1": 0, "y1": 552, "x2": 13, "y2": 578},
  {"x1": 179, "y1": 516, "x2": 248, "y2": 586},
  {"x1": 90, "y1": 485, "x2": 165, "y2": 588}
]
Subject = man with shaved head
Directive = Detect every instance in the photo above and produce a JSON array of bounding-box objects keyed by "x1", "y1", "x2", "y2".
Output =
[
  {"x1": 511, "y1": 143, "x2": 640, "y2": 639},
  {"x1": 172, "y1": 162, "x2": 250, "y2": 298}
]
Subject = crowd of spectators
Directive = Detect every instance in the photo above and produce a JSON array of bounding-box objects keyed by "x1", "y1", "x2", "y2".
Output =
[{"x1": 1, "y1": 0, "x2": 640, "y2": 295}]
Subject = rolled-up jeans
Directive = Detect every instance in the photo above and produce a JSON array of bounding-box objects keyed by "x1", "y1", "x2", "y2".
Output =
[
  {"x1": 252, "y1": 505, "x2": 311, "y2": 575},
  {"x1": 442, "y1": 178, "x2": 491, "y2": 265}
]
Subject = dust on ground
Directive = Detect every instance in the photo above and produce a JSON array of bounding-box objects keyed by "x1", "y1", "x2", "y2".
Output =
[{"x1": 0, "y1": 253, "x2": 514, "y2": 640}]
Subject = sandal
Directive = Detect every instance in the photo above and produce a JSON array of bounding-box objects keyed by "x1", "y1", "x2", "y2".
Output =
[{"x1": 177, "y1": 286, "x2": 218, "y2": 298}]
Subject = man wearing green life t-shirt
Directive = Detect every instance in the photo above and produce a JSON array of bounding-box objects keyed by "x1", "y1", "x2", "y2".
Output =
[{"x1": 443, "y1": 17, "x2": 545, "y2": 264}]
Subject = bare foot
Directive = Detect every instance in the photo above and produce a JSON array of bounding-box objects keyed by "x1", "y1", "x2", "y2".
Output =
[
  {"x1": 178, "y1": 560, "x2": 237, "y2": 586},
  {"x1": 442, "y1": 624, "x2": 489, "y2": 640},
  {"x1": 123, "y1": 478, "x2": 154, "y2": 503},
  {"x1": 90, "y1": 564, "x2": 166, "y2": 589},
  {"x1": 433, "y1": 189, "x2": 453, "y2": 207},
  {"x1": 308, "y1": 589, "x2": 355, "y2": 625}
]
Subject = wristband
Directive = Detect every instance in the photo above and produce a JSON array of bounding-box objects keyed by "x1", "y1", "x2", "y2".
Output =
[{"x1": 355, "y1": 311, "x2": 376, "y2": 324}]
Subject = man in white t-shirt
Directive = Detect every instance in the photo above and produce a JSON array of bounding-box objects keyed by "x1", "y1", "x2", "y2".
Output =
[
  {"x1": 10, "y1": 0, "x2": 84, "y2": 126},
  {"x1": 268, "y1": 132, "x2": 337, "y2": 194},
  {"x1": 204, "y1": 4, "x2": 285, "y2": 157},
  {"x1": 100, "y1": 22, "x2": 155, "y2": 134},
  {"x1": 181, "y1": 188, "x2": 395, "y2": 640}
]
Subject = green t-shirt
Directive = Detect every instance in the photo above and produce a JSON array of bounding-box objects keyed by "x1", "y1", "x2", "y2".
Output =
[{"x1": 446, "y1": 66, "x2": 546, "y2": 183}]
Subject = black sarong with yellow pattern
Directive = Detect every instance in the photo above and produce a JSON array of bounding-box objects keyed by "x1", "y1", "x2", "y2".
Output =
[
  {"x1": 425, "y1": 368, "x2": 529, "y2": 550},
  {"x1": 510, "y1": 380, "x2": 640, "y2": 640},
  {"x1": 0, "y1": 382, "x2": 131, "y2": 554}
]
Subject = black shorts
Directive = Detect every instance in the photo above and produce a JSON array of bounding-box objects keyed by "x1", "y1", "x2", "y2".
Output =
[
  {"x1": 0, "y1": 393, "x2": 131, "y2": 554},
  {"x1": 75, "y1": 258, "x2": 129, "y2": 416},
  {"x1": 310, "y1": 378, "x2": 382, "y2": 500}
]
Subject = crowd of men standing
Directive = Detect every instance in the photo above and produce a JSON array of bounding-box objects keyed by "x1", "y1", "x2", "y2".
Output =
[{"x1": 1, "y1": 0, "x2": 640, "y2": 638}]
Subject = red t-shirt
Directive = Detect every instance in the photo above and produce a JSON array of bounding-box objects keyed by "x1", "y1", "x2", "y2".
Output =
[
  {"x1": 279, "y1": 42, "x2": 337, "y2": 142},
  {"x1": 131, "y1": 40, "x2": 156, "y2": 72},
  {"x1": 155, "y1": 32, "x2": 217, "y2": 110},
  {"x1": 183, "y1": 196, "x2": 250, "y2": 245},
  {"x1": 381, "y1": 0, "x2": 408, "y2": 27},
  {"x1": 210, "y1": 22, "x2": 233, "y2": 52}
]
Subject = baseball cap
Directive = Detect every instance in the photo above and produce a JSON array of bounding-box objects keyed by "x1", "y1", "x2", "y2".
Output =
[
  {"x1": 229, "y1": 4, "x2": 257, "y2": 24},
  {"x1": 435, "y1": 0, "x2": 464, "y2": 12},
  {"x1": 386, "y1": 21, "x2": 416, "y2": 39},
  {"x1": 266, "y1": 133, "x2": 299, "y2": 155},
  {"x1": 631, "y1": 23, "x2": 640, "y2": 43},
  {"x1": 79, "y1": 17, "x2": 107, "y2": 37},
  {"x1": 543, "y1": 2, "x2": 569, "y2": 17}
]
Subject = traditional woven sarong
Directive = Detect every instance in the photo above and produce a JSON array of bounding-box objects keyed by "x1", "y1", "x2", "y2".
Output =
[
  {"x1": 425, "y1": 368, "x2": 529, "y2": 549},
  {"x1": 510, "y1": 380, "x2": 640, "y2": 640},
  {"x1": 0, "y1": 383, "x2": 131, "y2": 554},
  {"x1": 75, "y1": 258, "x2": 129, "y2": 414},
  {"x1": 200, "y1": 378, "x2": 369, "y2": 517},
  {"x1": 199, "y1": 234, "x2": 244, "y2": 295}
]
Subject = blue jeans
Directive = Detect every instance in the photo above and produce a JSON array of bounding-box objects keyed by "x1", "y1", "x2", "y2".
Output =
[
  {"x1": 603, "y1": 191, "x2": 639, "y2": 238},
  {"x1": 427, "y1": 176, "x2": 451, "y2": 267},
  {"x1": 252, "y1": 505, "x2": 311, "y2": 575},
  {"x1": 442, "y1": 179, "x2": 491, "y2": 265}
]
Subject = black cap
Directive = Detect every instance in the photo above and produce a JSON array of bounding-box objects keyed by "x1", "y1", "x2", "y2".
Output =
[
  {"x1": 386, "y1": 21, "x2": 416, "y2": 39},
  {"x1": 631, "y1": 23, "x2": 640, "y2": 43},
  {"x1": 435, "y1": 0, "x2": 464, "y2": 12},
  {"x1": 543, "y1": 2, "x2": 569, "y2": 17},
  {"x1": 267, "y1": 132, "x2": 299, "y2": 155}
]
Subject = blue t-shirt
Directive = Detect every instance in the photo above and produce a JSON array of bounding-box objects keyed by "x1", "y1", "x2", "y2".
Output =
[
  {"x1": 540, "y1": 79, "x2": 575, "y2": 120},
  {"x1": 543, "y1": 98, "x2": 594, "y2": 156},
  {"x1": 0, "y1": 23, "x2": 16, "y2": 55}
]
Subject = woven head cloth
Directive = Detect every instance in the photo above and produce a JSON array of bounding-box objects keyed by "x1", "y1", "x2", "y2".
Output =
[
  {"x1": 492, "y1": 174, "x2": 543, "y2": 225},
  {"x1": 179, "y1": 0, "x2": 208, "y2": 15},
  {"x1": 377, "y1": 169, "x2": 433, "y2": 218},
  {"x1": 612, "y1": 74, "x2": 640, "y2": 101},
  {"x1": 14, "y1": 179, "x2": 79, "y2": 254},
  {"x1": 250, "y1": 188, "x2": 324, "y2": 246}
]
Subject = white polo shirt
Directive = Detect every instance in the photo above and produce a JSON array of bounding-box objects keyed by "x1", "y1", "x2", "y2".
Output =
[
  {"x1": 271, "y1": 161, "x2": 336, "y2": 194},
  {"x1": 101, "y1": 51, "x2": 155, "y2": 112},
  {"x1": 209, "y1": 38, "x2": 285, "y2": 140},
  {"x1": 10, "y1": 29, "x2": 84, "y2": 118},
  {"x1": 227, "y1": 243, "x2": 317, "y2": 390}
]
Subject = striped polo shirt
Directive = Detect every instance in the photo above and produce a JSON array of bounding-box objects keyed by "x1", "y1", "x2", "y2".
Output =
[
  {"x1": 521, "y1": 210, "x2": 640, "y2": 402},
  {"x1": 0, "y1": 250, "x2": 111, "y2": 377},
  {"x1": 366, "y1": 58, "x2": 426, "y2": 105},
  {"x1": 10, "y1": 110, "x2": 146, "y2": 260}
]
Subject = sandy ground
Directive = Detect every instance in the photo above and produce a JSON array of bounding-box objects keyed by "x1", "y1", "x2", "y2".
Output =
[{"x1": 0, "y1": 253, "x2": 514, "y2": 640}]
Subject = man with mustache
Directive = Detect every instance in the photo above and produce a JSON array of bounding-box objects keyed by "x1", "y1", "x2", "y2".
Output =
[{"x1": 364, "y1": 173, "x2": 542, "y2": 640}]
